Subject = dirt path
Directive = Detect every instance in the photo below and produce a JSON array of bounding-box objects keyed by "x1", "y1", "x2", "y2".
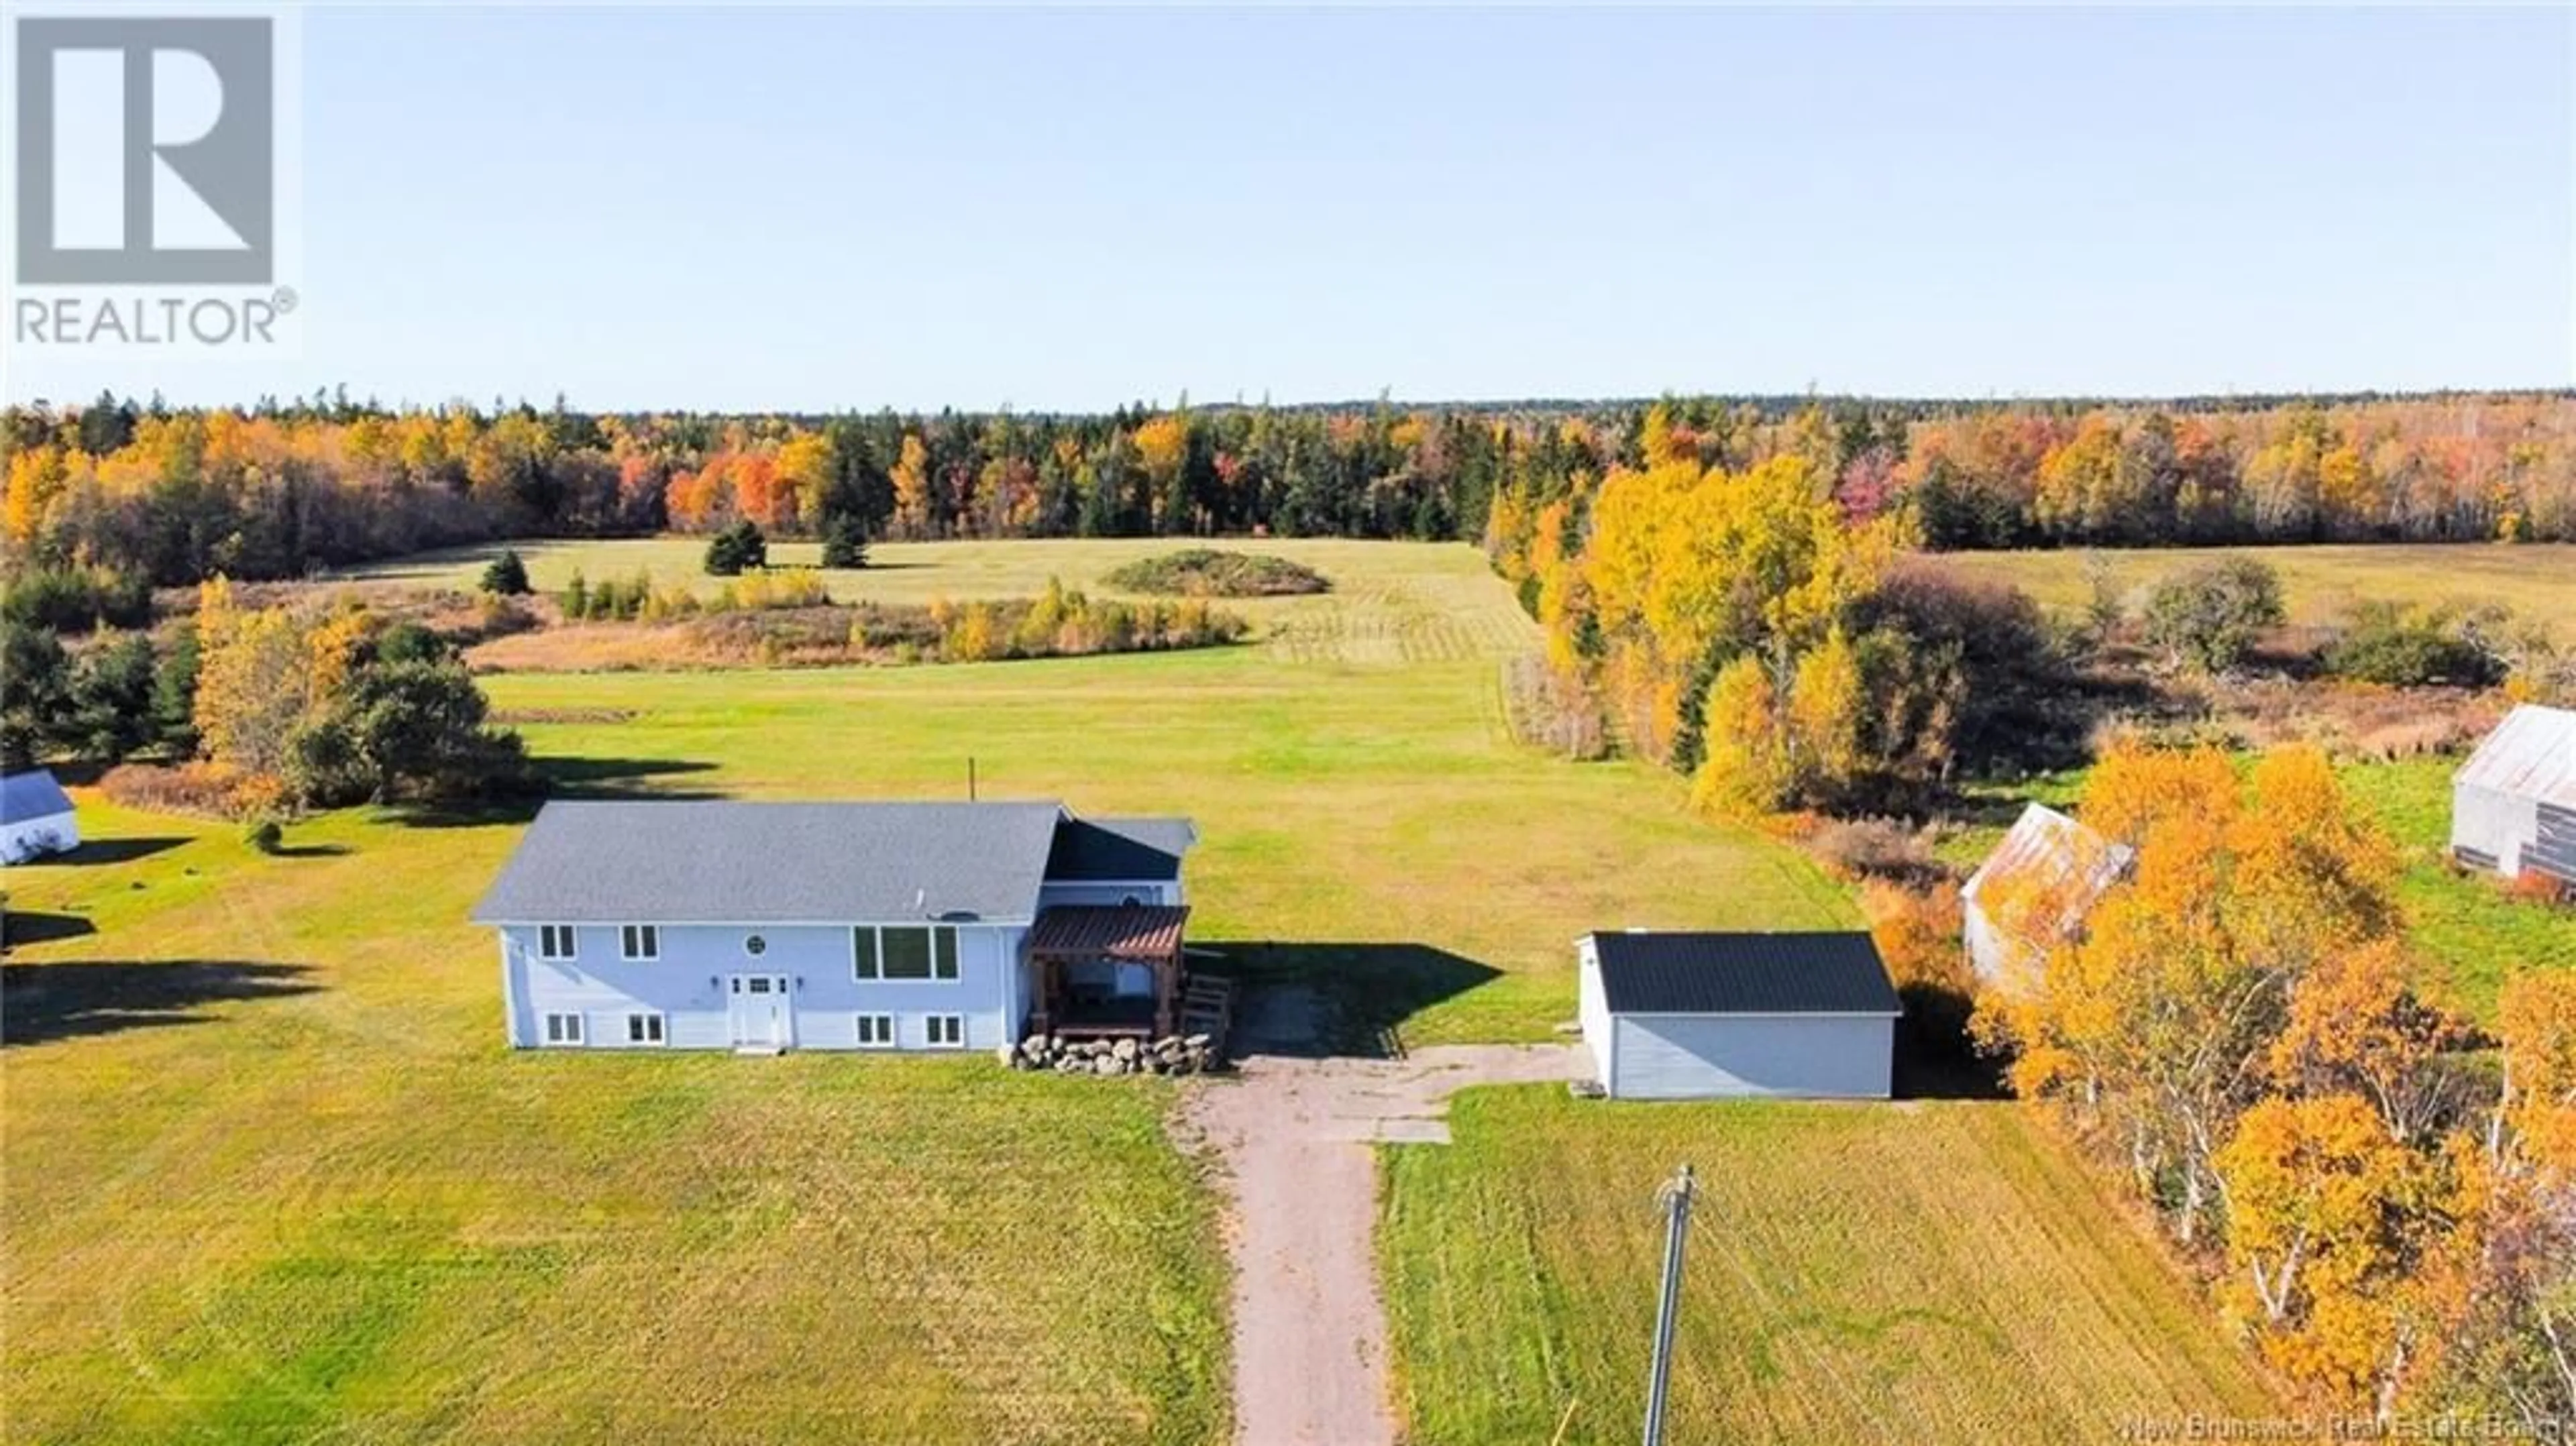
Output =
[{"x1": 1178, "y1": 991, "x2": 1584, "y2": 1446}]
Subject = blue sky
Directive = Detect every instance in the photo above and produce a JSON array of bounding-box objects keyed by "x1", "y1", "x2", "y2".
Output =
[{"x1": 11, "y1": 4, "x2": 2569, "y2": 410}]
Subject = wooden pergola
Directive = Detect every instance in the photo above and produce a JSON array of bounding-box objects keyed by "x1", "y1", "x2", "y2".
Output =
[{"x1": 1026, "y1": 903, "x2": 1190, "y2": 1040}]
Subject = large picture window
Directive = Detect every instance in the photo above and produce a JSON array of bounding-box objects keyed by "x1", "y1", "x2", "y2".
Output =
[{"x1": 855, "y1": 925, "x2": 959, "y2": 981}]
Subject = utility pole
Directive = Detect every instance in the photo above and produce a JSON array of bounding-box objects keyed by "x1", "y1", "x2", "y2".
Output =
[{"x1": 1643, "y1": 1163, "x2": 1695, "y2": 1446}]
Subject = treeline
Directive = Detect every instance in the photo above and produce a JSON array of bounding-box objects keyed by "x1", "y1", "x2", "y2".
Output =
[
  {"x1": 3, "y1": 390, "x2": 2571, "y2": 588},
  {"x1": 2, "y1": 580, "x2": 527, "y2": 822}
]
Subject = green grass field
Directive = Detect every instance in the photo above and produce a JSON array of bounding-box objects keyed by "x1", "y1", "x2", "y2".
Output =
[
  {"x1": 7, "y1": 540, "x2": 1866, "y2": 1442},
  {"x1": 1929, "y1": 542, "x2": 2576, "y2": 630},
  {"x1": 1382, "y1": 1089, "x2": 2282, "y2": 1445},
  {"x1": 341, "y1": 536, "x2": 1538, "y2": 667},
  {"x1": 2336, "y1": 757, "x2": 2576, "y2": 1017}
]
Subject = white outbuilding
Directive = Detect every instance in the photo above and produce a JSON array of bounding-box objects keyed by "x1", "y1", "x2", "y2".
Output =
[
  {"x1": 1, "y1": 770, "x2": 78, "y2": 865},
  {"x1": 1962, "y1": 802, "x2": 2133, "y2": 993},
  {"x1": 2451, "y1": 704, "x2": 2576, "y2": 885},
  {"x1": 1576, "y1": 930, "x2": 1901, "y2": 1101}
]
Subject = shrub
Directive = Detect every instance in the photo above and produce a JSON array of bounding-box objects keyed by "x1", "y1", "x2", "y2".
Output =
[
  {"x1": 2324, "y1": 602, "x2": 2506, "y2": 688},
  {"x1": 560, "y1": 571, "x2": 589, "y2": 619},
  {"x1": 2143, "y1": 557, "x2": 2285, "y2": 673},
  {"x1": 711, "y1": 570, "x2": 829, "y2": 613},
  {"x1": 1808, "y1": 818, "x2": 1945, "y2": 887},
  {"x1": 478, "y1": 549, "x2": 533, "y2": 596},
  {"x1": 373, "y1": 621, "x2": 452, "y2": 665},
  {"x1": 704, "y1": 520, "x2": 768, "y2": 576},
  {"x1": 244, "y1": 818, "x2": 284, "y2": 854},
  {"x1": 0, "y1": 565, "x2": 152, "y2": 634},
  {"x1": 820, "y1": 517, "x2": 869, "y2": 569},
  {"x1": 100, "y1": 761, "x2": 239, "y2": 818},
  {"x1": 1102, "y1": 549, "x2": 1327, "y2": 597}
]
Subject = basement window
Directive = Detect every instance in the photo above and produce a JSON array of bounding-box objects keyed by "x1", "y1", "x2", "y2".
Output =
[
  {"x1": 856, "y1": 1013, "x2": 894, "y2": 1048},
  {"x1": 625, "y1": 1013, "x2": 665, "y2": 1046},
  {"x1": 541, "y1": 1012, "x2": 584, "y2": 1046},
  {"x1": 924, "y1": 1014, "x2": 964, "y2": 1048}
]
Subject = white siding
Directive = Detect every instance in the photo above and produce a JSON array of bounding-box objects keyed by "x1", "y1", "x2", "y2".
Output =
[
  {"x1": 2453, "y1": 781, "x2": 2540, "y2": 877},
  {"x1": 1607, "y1": 1015, "x2": 1892, "y2": 1100},
  {"x1": 1576, "y1": 940, "x2": 1614, "y2": 1091},
  {"x1": 1, "y1": 811, "x2": 78, "y2": 865},
  {"x1": 500, "y1": 920, "x2": 1026, "y2": 1052}
]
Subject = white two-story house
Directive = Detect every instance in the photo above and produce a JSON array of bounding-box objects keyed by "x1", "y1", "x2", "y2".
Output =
[{"x1": 472, "y1": 799, "x2": 1195, "y2": 1053}]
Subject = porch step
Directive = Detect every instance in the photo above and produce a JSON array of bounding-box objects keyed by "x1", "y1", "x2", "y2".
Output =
[
  {"x1": 1177, "y1": 976, "x2": 1236, "y2": 1050},
  {"x1": 732, "y1": 1044, "x2": 784, "y2": 1057}
]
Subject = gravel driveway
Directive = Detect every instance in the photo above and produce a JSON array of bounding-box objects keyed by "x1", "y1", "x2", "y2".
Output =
[{"x1": 1177, "y1": 990, "x2": 1586, "y2": 1446}]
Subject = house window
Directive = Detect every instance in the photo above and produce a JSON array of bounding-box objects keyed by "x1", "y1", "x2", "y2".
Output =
[
  {"x1": 852, "y1": 928, "x2": 878, "y2": 980},
  {"x1": 924, "y1": 1014, "x2": 964, "y2": 1048},
  {"x1": 539, "y1": 926, "x2": 578, "y2": 960},
  {"x1": 625, "y1": 1013, "x2": 665, "y2": 1045},
  {"x1": 875, "y1": 925, "x2": 959, "y2": 981},
  {"x1": 621, "y1": 925, "x2": 659, "y2": 961},
  {"x1": 856, "y1": 1013, "x2": 894, "y2": 1048},
  {"x1": 542, "y1": 1012, "x2": 584, "y2": 1045}
]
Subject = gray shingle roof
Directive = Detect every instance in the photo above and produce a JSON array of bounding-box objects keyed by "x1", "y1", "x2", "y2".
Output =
[
  {"x1": 1, "y1": 770, "x2": 72, "y2": 825},
  {"x1": 471, "y1": 800, "x2": 1071, "y2": 924},
  {"x1": 1587, "y1": 931, "x2": 1902, "y2": 1015}
]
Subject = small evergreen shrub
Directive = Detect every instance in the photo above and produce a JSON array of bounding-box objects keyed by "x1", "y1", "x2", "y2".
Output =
[{"x1": 478, "y1": 549, "x2": 533, "y2": 596}]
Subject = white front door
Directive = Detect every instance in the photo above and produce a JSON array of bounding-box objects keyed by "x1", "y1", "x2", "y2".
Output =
[{"x1": 728, "y1": 975, "x2": 790, "y2": 1048}]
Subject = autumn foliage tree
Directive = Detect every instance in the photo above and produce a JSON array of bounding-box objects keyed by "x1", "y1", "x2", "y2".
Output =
[{"x1": 1968, "y1": 736, "x2": 2576, "y2": 1418}]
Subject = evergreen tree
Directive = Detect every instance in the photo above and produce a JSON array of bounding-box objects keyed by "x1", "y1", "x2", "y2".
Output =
[
  {"x1": 478, "y1": 548, "x2": 532, "y2": 596},
  {"x1": 704, "y1": 520, "x2": 767, "y2": 576},
  {"x1": 820, "y1": 516, "x2": 869, "y2": 569}
]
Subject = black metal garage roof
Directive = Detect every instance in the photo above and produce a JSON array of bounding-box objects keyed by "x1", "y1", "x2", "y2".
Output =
[{"x1": 1586, "y1": 931, "x2": 1902, "y2": 1016}]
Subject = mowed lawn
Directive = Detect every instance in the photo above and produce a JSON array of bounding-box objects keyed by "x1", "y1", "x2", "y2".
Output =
[
  {"x1": 3, "y1": 801, "x2": 1228, "y2": 1446},
  {"x1": 1381, "y1": 1090, "x2": 2284, "y2": 1446},
  {"x1": 5, "y1": 541, "x2": 1854, "y2": 1442},
  {"x1": 1928, "y1": 541, "x2": 2576, "y2": 631}
]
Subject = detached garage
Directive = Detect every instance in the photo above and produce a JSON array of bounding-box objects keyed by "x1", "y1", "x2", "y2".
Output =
[{"x1": 1577, "y1": 930, "x2": 1900, "y2": 1100}]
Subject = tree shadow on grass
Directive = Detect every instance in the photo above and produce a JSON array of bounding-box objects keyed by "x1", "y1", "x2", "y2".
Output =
[
  {"x1": 45, "y1": 836, "x2": 190, "y2": 867},
  {"x1": 390, "y1": 757, "x2": 726, "y2": 828},
  {"x1": 1, "y1": 958, "x2": 319, "y2": 1046},
  {"x1": 1, "y1": 911, "x2": 97, "y2": 947},
  {"x1": 1187, "y1": 941, "x2": 1501, "y2": 1060},
  {"x1": 1892, "y1": 983, "x2": 2008, "y2": 1101}
]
